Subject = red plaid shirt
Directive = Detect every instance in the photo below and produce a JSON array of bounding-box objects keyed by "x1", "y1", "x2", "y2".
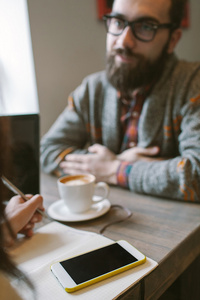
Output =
[
  {"x1": 117, "y1": 87, "x2": 150, "y2": 187},
  {"x1": 120, "y1": 90, "x2": 146, "y2": 152}
]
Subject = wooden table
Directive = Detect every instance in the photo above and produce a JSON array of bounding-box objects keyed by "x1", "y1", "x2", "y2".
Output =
[{"x1": 41, "y1": 172, "x2": 200, "y2": 300}]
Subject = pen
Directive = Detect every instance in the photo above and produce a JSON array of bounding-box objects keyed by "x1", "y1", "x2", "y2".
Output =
[{"x1": 1, "y1": 175, "x2": 49, "y2": 219}]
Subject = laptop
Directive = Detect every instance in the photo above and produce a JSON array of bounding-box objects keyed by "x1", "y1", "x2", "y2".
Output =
[{"x1": 1, "y1": 114, "x2": 40, "y2": 200}]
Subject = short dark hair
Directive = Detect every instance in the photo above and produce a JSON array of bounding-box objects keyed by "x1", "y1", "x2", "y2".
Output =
[
  {"x1": 169, "y1": 0, "x2": 187, "y2": 28},
  {"x1": 112, "y1": 0, "x2": 187, "y2": 29},
  {"x1": 0, "y1": 117, "x2": 34, "y2": 293}
]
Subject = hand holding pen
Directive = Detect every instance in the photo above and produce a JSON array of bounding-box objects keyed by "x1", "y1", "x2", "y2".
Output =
[{"x1": 1, "y1": 175, "x2": 48, "y2": 245}]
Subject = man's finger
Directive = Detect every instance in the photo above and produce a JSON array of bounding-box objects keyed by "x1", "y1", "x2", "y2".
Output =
[{"x1": 136, "y1": 146, "x2": 160, "y2": 156}]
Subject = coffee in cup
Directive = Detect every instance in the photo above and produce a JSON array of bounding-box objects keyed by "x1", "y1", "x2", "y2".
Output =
[
  {"x1": 57, "y1": 174, "x2": 109, "y2": 213},
  {"x1": 62, "y1": 175, "x2": 91, "y2": 186}
]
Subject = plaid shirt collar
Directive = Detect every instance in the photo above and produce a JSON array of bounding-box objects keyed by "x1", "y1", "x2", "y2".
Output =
[{"x1": 117, "y1": 84, "x2": 153, "y2": 103}]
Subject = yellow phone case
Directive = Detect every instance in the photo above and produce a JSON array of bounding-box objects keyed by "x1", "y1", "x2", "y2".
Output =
[{"x1": 51, "y1": 241, "x2": 146, "y2": 293}]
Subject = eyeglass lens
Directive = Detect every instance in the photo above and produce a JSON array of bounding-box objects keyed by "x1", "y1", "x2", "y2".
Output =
[{"x1": 106, "y1": 17, "x2": 156, "y2": 41}]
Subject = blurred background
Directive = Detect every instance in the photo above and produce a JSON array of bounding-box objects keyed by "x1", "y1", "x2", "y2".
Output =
[{"x1": 27, "y1": 0, "x2": 200, "y2": 136}]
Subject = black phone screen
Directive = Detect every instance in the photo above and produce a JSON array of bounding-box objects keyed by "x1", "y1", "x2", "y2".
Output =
[{"x1": 60, "y1": 243, "x2": 138, "y2": 284}]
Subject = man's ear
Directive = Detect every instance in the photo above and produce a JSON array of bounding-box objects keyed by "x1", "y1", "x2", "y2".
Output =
[{"x1": 167, "y1": 28, "x2": 182, "y2": 54}]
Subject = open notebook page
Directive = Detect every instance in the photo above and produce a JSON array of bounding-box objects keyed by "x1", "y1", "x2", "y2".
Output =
[{"x1": 9, "y1": 222, "x2": 158, "y2": 300}]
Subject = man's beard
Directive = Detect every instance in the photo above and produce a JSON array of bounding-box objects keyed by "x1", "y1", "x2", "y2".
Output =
[{"x1": 106, "y1": 42, "x2": 170, "y2": 99}]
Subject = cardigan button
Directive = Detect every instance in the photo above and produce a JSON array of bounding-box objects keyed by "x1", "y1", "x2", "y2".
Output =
[
  {"x1": 129, "y1": 142, "x2": 136, "y2": 148},
  {"x1": 132, "y1": 111, "x2": 139, "y2": 117}
]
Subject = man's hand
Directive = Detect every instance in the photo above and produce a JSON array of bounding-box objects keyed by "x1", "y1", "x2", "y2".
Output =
[
  {"x1": 117, "y1": 146, "x2": 160, "y2": 162},
  {"x1": 60, "y1": 144, "x2": 120, "y2": 184},
  {"x1": 60, "y1": 144, "x2": 161, "y2": 184}
]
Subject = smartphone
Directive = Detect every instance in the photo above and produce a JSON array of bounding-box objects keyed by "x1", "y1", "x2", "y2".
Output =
[{"x1": 51, "y1": 240, "x2": 146, "y2": 293}]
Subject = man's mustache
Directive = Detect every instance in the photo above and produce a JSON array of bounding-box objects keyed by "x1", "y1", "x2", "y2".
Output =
[{"x1": 110, "y1": 48, "x2": 142, "y2": 59}]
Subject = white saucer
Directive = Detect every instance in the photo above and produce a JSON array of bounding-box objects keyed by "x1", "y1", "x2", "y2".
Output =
[{"x1": 47, "y1": 199, "x2": 111, "y2": 222}]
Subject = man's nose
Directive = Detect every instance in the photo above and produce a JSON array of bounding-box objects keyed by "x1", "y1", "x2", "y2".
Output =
[{"x1": 116, "y1": 26, "x2": 137, "y2": 49}]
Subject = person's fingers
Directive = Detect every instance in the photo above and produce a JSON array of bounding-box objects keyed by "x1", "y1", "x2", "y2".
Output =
[
  {"x1": 19, "y1": 223, "x2": 34, "y2": 236},
  {"x1": 24, "y1": 194, "x2": 44, "y2": 212},
  {"x1": 135, "y1": 146, "x2": 160, "y2": 156},
  {"x1": 60, "y1": 162, "x2": 91, "y2": 175},
  {"x1": 88, "y1": 143, "x2": 103, "y2": 153},
  {"x1": 29, "y1": 212, "x2": 43, "y2": 224},
  {"x1": 22, "y1": 223, "x2": 33, "y2": 230},
  {"x1": 23, "y1": 228, "x2": 34, "y2": 237}
]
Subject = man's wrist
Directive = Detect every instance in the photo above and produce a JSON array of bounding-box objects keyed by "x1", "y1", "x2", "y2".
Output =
[
  {"x1": 117, "y1": 161, "x2": 133, "y2": 188},
  {"x1": 107, "y1": 160, "x2": 121, "y2": 185}
]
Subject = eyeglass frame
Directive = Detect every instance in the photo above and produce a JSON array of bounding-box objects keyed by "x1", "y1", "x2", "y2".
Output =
[{"x1": 103, "y1": 14, "x2": 177, "y2": 42}]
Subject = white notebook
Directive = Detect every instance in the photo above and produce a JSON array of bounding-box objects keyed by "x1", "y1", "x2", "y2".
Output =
[{"x1": 9, "y1": 222, "x2": 158, "y2": 300}]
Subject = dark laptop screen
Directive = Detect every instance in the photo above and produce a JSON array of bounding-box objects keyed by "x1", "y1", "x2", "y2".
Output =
[{"x1": 1, "y1": 114, "x2": 40, "y2": 200}]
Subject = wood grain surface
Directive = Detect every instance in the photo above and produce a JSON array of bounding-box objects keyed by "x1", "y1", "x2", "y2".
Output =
[{"x1": 41, "y1": 172, "x2": 200, "y2": 299}]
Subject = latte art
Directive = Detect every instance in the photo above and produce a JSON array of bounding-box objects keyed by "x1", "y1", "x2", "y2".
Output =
[
  {"x1": 64, "y1": 179, "x2": 88, "y2": 186},
  {"x1": 61, "y1": 175, "x2": 92, "y2": 186}
]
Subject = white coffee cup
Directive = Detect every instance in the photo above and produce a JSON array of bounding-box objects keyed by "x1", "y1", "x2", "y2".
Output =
[{"x1": 57, "y1": 174, "x2": 109, "y2": 213}]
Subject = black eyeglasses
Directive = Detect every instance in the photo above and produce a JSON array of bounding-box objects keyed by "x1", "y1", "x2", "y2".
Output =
[{"x1": 103, "y1": 14, "x2": 176, "y2": 42}]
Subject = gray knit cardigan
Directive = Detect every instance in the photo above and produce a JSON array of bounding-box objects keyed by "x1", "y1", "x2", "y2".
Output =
[{"x1": 41, "y1": 54, "x2": 200, "y2": 202}]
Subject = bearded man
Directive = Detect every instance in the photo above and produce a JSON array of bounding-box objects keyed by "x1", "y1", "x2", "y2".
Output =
[{"x1": 41, "y1": 0, "x2": 200, "y2": 202}]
